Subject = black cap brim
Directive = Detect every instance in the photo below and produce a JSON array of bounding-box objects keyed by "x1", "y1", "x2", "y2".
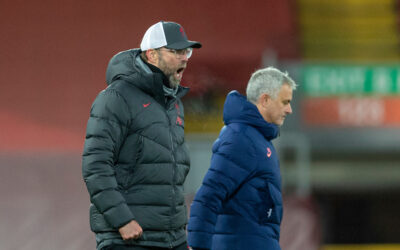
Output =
[{"x1": 165, "y1": 40, "x2": 202, "y2": 50}]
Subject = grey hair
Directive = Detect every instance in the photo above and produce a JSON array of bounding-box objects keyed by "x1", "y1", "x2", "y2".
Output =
[{"x1": 246, "y1": 67, "x2": 297, "y2": 104}]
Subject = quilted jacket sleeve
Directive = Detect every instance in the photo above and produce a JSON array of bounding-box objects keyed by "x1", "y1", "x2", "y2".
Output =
[
  {"x1": 82, "y1": 88, "x2": 135, "y2": 229},
  {"x1": 187, "y1": 130, "x2": 257, "y2": 249}
]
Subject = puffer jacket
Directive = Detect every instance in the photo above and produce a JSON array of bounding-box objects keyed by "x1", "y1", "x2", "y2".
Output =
[
  {"x1": 82, "y1": 49, "x2": 190, "y2": 250},
  {"x1": 187, "y1": 91, "x2": 282, "y2": 250}
]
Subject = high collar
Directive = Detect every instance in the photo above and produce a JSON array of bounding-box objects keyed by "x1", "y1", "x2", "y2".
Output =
[
  {"x1": 142, "y1": 58, "x2": 171, "y2": 88},
  {"x1": 105, "y1": 49, "x2": 189, "y2": 106},
  {"x1": 223, "y1": 90, "x2": 279, "y2": 141}
]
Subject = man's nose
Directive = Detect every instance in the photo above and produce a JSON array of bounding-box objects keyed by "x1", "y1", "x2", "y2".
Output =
[{"x1": 286, "y1": 104, "x2": 292, "y2": 114}]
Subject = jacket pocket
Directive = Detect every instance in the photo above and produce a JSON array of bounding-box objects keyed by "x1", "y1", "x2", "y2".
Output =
[
  {"x1": 261, "y1": 182, "x2": 283, "y2": 225},
  {"x1": 115, "y1": 134, "x2": 144, "y2": 189},
  {"x1": 135, "y1": 135, "x2": 144, "y2": 163},
  {"x1": 115, "y1": 164, "x2": 131, "y2": 190}
]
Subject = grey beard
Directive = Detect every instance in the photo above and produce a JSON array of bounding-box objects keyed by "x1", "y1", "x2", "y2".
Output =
[{"x1": 168, "y1": 75, "x2": 180, "y2": 89}]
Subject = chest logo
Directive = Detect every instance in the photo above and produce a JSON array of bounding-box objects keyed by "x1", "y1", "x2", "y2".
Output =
[
  {"x1": 175, "y1": 103, "x2": 182, "y2": 125},
  {"x1": 267, "y1": 147, "x2": 272, "y2": 158},
  {"x1": 176, "y1": 116, "x2": 183, "y2": 125},
  {"x1": 143, "y1": 102, "x2": 151, "y2": 108}
]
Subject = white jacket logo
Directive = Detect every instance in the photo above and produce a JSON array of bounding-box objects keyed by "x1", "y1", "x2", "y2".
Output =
[{"x1": 267, "y1": 208, "x2": 272, "y2": 218}]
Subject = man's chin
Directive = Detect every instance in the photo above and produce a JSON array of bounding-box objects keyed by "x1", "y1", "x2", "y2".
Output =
[
  {"x1": 168, "y1": 76, "x2": 181, "y2": 88},
  {"x1": 273, "y1": 120, "x2": 284, "y2": 126}
]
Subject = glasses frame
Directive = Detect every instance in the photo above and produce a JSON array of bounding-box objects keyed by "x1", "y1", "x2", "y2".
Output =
[{"x1": 158, "y1": 47, "x2": 193, "y2": 59}]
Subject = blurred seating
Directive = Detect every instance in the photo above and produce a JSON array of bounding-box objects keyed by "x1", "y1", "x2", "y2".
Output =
[{"x1": 297, "y1": 0, "x2": 400, "y2": 61}]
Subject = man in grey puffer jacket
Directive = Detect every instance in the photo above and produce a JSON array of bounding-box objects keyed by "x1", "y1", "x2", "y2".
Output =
[{"x1": 82, "y1": 21, "x2": 201, "y2": 250}]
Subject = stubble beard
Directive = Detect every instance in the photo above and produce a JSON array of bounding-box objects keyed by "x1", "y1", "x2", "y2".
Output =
[{"x1": 157, "y1": 55, "x2": 181, "y2": 89}]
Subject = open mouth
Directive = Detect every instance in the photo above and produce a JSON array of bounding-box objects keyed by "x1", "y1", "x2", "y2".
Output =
[
  {"x1": 177, "y1": 67, "x2": 184, "y2": 74},
  {"x1": 175, "y1": 67, "x2": 185, "y2": 79}
]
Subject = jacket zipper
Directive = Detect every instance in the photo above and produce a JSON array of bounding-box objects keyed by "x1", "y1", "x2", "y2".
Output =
[{"x1": 165, "y1": 99, "x2": 177, "y2": 247}]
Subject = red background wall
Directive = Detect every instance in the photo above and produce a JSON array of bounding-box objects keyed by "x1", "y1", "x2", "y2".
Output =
[
  {"x1": 0, "y1": 3, "x2": 307, "y2": 250},
  {"x1": 0, "y1": 0, "x2": 298, "y2": 152}
]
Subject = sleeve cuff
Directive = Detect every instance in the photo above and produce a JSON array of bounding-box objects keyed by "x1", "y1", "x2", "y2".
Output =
[{"x1": 104, "y1": 202, "x2": 135, "y2": 229}]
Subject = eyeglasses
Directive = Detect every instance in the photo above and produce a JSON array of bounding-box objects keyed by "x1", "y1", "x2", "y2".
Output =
[{"x1": 159, "y1": 47, "x2": 193, "y2": 59}]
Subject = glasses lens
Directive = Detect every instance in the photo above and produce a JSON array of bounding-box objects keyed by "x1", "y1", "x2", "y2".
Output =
[
  {"x1": 186, "y1": 48, "x2": 193, "y2": 59},
  {"x1": 162, "y1": 48, "x2": 193, "y2": 59}
]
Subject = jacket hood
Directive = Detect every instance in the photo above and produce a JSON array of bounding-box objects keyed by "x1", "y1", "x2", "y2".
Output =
[
  {"x1": 223, "y1": 90, "x2": 279, "y2": 140},
  {"x1": 106, "y1": 49, "x2": 147, "y2": 85},
  {"x1": 105, "y1": 49, "x2": 189, "y2": 103}
]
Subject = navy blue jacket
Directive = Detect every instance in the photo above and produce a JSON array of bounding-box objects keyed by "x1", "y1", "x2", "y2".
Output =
[{"x1": 188, "y1": 91, "x2": 283, "y2": 250}]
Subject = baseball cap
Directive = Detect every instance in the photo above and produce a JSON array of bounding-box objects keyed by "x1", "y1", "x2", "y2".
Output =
[{"x1": 140, "y1": 21, "x2": 202, "y2": 51}]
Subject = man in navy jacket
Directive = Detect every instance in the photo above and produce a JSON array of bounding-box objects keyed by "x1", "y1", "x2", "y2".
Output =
[{"x1": 187, "y1": 67, "x2": 297, "y2": 250}]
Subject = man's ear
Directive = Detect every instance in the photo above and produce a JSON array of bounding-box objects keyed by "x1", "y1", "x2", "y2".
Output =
[
  {"x1": 146, "y1": 49, "x2": 158, "y2": 64},
  {"x1": 259, "y1": 93, "x2": 271, "y2": 108}
]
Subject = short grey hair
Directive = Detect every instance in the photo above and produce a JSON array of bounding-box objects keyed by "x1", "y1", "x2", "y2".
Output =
[{"x1": 246, "y1": 67, "x2": 297, "y2": 104}]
